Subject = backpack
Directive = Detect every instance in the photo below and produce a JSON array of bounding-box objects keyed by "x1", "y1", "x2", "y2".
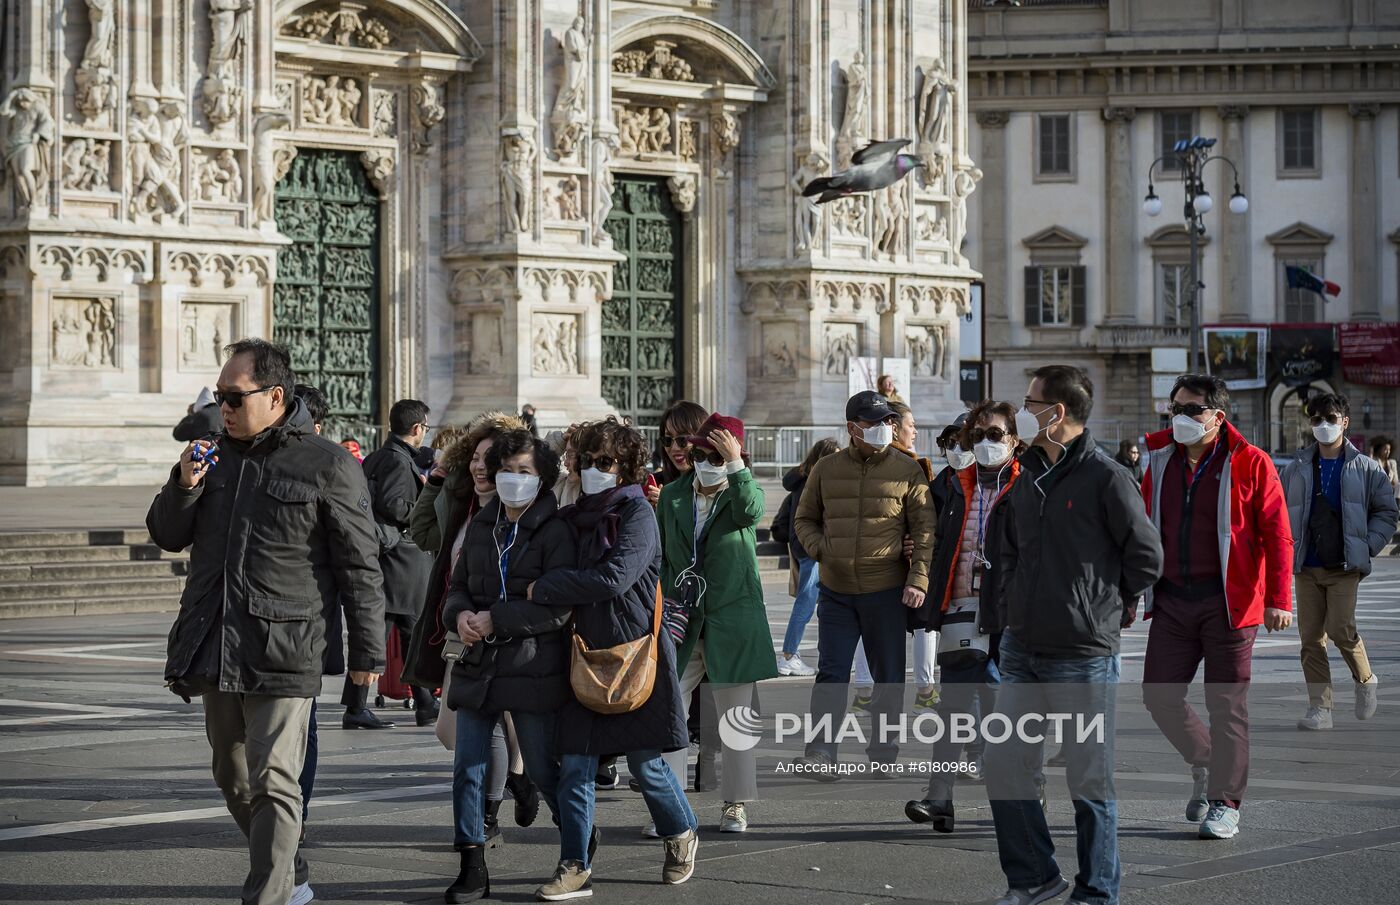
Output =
[{"x1": 769, "y1": 490, "x2": 795, "y2": 545}]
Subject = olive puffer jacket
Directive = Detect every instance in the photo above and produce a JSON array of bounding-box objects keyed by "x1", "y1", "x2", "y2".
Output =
[
  {"x1": 793, "y1": 443, "x2": 936, "y2": 595},
  {"x1": 441, "y1": 493, "x2": 577, "y2": 714}
]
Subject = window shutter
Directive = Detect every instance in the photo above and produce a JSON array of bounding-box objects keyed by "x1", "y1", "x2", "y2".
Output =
[
  {"x1": 1024, "y1": 266, "x2": 1040, "y2": 326},
  {"x1": 1071, "y1": 266, "x2": 1087, "y2": 326}
]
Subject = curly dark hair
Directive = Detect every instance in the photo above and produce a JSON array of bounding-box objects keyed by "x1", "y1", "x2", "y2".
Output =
[
  {"x1": 485, "y1": 429, "x2": 562, "y2": 489},
  {"x1": 572, "y1": 417, "x2": 650, "y2": 487}
]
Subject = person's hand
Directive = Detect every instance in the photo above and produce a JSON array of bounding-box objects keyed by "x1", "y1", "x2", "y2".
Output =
[
  {"x1": 901, "y1": 586, "x2": 926, "y2": 609},
  {"x1": 348, "y1": 670, "x2": 380, "y2": 687},
  {"x1": 178, "y1": 440, "x2": 218, "y2": 489},
  {"x1": 1121, "y1": 603, "x2": 1138, "y2": 629},
  {"x1": 902, "y1": 535, "x2": 914, "y2": 559},
  {"x1": 645, "y1": 482, "x2": 661, "y2": 505},
  {"x1": 526, "y1": 581, "x2": 536, "y2": 601},
  {"x1": 1264, "y1": 607, "x2": 1293, "y2": 633},
  {"x1": 710, "y1": 429, "x2": 743, "y2": 464},
  {"x1": 467, "y1": 611, "x2": 494, "y2": 639},
  {"x1": 457, "y1": 611, "x2": 484, "y2": 644}
]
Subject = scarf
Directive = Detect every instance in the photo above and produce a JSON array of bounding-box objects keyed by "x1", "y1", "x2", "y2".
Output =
[{"x1": 559, "y1": 483, "x2": 645, "y2": 563}]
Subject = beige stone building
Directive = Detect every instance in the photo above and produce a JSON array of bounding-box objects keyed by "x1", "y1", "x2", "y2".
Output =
[
  {"x1": 0, "y1": 0, "x2": 979, "y2": 485},
  {"x1": 968, "y1": 0, "x2": 1400, "y2": 453}
]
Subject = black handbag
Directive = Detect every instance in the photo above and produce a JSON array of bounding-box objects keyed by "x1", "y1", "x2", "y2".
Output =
[{"x1": 1308, "y1": 455, "x2": 1346, "y2": 568}]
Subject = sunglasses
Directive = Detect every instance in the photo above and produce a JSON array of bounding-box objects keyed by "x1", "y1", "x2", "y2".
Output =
[
  {"x1": 660, "y1": 435, "x2": 691, "y2": 449},
  {"x1": 1308, "y1": 414, "x2": 1341, "y2": 426},
  {"x1": 968, "y1": 426, "x2": 1009, "y2": 444},
  {"x1": 1169, "y1": 403, "x2": 1214, "y2": 418},
  {"x1": 686, "y1": 448, "x2": 725, "y2": 467},
  {"x1": 576, "y1": 452, "x2": 617, "y2": 472},
  {"x1": 215, "y1": 386, "x2": 275, "y2": 409}
]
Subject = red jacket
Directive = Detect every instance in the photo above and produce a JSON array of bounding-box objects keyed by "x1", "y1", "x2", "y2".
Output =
[{"x1": 1141, "y1": 421, "x2": 1293, "y2": 628}]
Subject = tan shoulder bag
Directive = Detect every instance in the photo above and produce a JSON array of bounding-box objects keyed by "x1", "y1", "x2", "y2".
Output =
[{"x1": 570, "y1": 583, "x2": 663, "y2": 714}]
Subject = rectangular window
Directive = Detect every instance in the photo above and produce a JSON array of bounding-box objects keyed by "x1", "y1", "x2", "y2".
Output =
[
  {"x1": 1023, "y1": 265, "x2": 1086, "y2": 327},
  {"x1": 1159, "y1": 263, "x2": 1190, "y2": 326},
  {"x1": 1037, "y1": 114, "x2": 1072, "y2": 178},
  {"x1": 1281, "y1": 258, "x2": 1322, "y2": 323},
  {"x1": 1280, "y1": 108, "x2": 1319, "y2": 174},
  {"x1": 1159, "y1": 110, "x2": 1196, "y2": 172}
]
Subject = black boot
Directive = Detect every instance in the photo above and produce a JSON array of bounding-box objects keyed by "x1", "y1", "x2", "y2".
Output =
[
  {"x1": 903, "y1": 798, "x2": 955, "y2": 833},
  {"x1": 445, "y1": 846, "x2": 489, "y2": 903},
  {"x1": 484, "y1": 799, "x2": 503, "y2": 849},
  {"x1": 505, "y1": 772, "x2": 541, "y2": 827}
]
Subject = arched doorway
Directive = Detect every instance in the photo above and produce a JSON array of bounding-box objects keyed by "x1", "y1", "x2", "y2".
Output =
[{"x1": 1269, "y1": 378, "x2": 1337, "y2": 453}]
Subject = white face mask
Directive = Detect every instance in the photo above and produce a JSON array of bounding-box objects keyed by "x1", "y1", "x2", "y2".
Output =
[
  {"x1": 1312, "y1": 421, "x2": 1344, "y2": 445},
  {"x1": 1171, "y1": 414, "x2": 1212, "y2": 446},
  {"x1": 945, "y1": 444, "x2": 975, "y2": 470},
  {"x1": 580, "y1": 468, "x2": 618, "y2": 495},
  {"x1": 1014, "y1": 404, "x2": 1056, "y2": 441},
  {"x1": 693, "y1": 460, "x2": 728, "y2": 488},
  {"x1": 974, "y1": 439, "x2": 1011, "y2": 468},
  {"x1": 494, "y1": 472, "x2": 541, "y2": 507},
  {"x1": 861, "y1": 423, "x2": 894, "y2": 449}
]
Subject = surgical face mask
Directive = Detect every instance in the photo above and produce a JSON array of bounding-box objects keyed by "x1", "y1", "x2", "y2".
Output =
[
  {"x1": 1014, "y1": 404, "x2": 1056, "y2": 441},
  {"x1": 861, "y1": 423, "x2": 894, "y2": 449},
  {"x1": 1312, "y1": 421, "x2": 1344, "y2": 445},
  {"x1": 494, "y1": 472, "x2": 541, "y2": 507},
  {"x1": 693, "y1": 460, "x2": 728, "y2": 488},
  {"x1": 974, "y1": 439, "x2": 1011, "y2": 468},
  {"x1": 1171, "y1": 414, "x2": 1212, "y2": 446},
  {"x1": 945, "y1": 444, "x2": 975, "y2": 470},
  {"x1": 580, "y1": 468, "x2": 618, "y2": 495}
]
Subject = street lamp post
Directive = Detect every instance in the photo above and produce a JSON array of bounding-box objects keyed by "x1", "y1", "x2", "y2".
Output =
[{"x1": 1142, "y1": 137, "x2": 1248, "y2": 370}]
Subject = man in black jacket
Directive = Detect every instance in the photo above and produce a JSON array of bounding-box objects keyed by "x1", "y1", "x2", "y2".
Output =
[
  {"x1": 344, "y1": 398, "x2": 438, "y2": 729},
  {"x1": 983, "y1": 365, "x2": 1162, "y2": 905},
  {"x1": 172, "y1": 386, "x2": 223, "y2": 442},
  {"x1": 148, "y1": 339, "x2": 385, "y2": 905}
]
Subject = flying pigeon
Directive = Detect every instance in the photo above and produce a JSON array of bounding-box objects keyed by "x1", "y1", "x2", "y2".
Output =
[{"x1": 801, "y1": 139, "x2": 925, "y2": 204}]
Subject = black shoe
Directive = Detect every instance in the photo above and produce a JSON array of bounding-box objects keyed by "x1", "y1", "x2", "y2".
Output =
[
  {"x1": 343, "y1": 707, "x2": 396, "y2": 730},
  {"x1": 484, "y1": 799, "x2": 504, "y2": 850},
  {"x1": 627, "y1": 777, "x2": 642, "y2": 794},
  {"x1": 594, "y1": 762, "x2": 620, "y2": 790},
  {"x1": 588, "y1": 825, "x2": 600, "y2": 865},
  {"x1": 445, "y1": 846, "x2": 489, "y2": 903},
  {"x1": 416, "y1": 702, "x2": 441, "y2": 727},
  {"x1": 506, "y1": 772, "x2": 541, "y2": 828},
  {"x1": 904, "y1": 799, "x2": 955, "y2": 833}
]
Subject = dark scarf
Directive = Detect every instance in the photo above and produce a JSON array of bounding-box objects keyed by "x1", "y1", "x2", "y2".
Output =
[{"x1": 559, "y1": 483, "x2": 645, "y2": 562}]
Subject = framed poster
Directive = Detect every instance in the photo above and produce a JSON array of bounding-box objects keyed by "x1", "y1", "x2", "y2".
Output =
[
  {"x1": 1339, "y1": 323, "x2": 1400, "y2": 387},
  {"x1": 1205, "y1": 327, "x2": 1267, "y2": 390},
  {"x1": 1270, "y1": 325, "x2": 1335, "y2": 387}
]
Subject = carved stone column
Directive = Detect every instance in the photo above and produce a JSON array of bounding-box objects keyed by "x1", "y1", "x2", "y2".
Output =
[
  {"x1": 976, "y1": 111, "x2": 1010, "y2": 346},
  {"x1": 1103, "y1": 106, "x2": 1137, "y2": 324},
  {"x1": 1217, "y1": 105, "x2": 1251, "y2": 322},
  {"x1": 1349, "y1": 103, "x2": 1381, "y2": 322},
  {"x1": 127, "y1": 0, "x2": 158, "y2": 100}
]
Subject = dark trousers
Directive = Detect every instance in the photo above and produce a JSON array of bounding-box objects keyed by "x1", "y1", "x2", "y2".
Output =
[
  {"x1": 1141, "y1": 591, "x2": 1257, "y2": 805},
  {"x1": 806, "y1": 583, "x2": 907, "y2": 762},
  {"x1": 297, "y1": 699, "x2": 317, "y2": 822},
  {"x1": 341, "y1": 611, "x2": 436, "y2": 711}
]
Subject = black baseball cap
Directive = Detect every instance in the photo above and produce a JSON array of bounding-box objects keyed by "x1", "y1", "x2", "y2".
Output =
[{"x1": 845, "y1": 390, "x2": 896, "y2": 424}]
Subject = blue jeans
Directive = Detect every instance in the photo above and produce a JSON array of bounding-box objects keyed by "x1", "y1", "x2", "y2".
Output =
[
  {"x1": 986, "y1": 631, "x2": 1120, "y2": 905},
  {"x1": 782, "y1": 555, "x2": 820, "y2": 655},
  {"x1": 453, "y1": 708, "x2": 559, "y2": 848},
  {"x1": 806, "y1": 584, "x2": 908, "y2": 762},
  {"x1": 557, "y1": 751, "x2": 695, "y2": 867},
  {"x1": 925, "y1": 653, "x2": 1000, "y2": 799},
  {"x1": 298, "y1": 699, "x2": 317, "y2": 822}
]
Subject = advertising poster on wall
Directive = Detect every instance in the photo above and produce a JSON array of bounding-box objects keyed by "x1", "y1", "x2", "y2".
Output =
[
  {"x1": 1269, "y1": 325, "x2": 1335, "y2": 387},
  {"x1": 1205, "y1": 327, "x2": 1267, "y2": 390},
  {"x1": 1339, "y1": 323, "x2": 1400, "y2": 387}
]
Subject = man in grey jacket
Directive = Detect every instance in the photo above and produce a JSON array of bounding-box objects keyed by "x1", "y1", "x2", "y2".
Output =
[
  {"x1": 1281, "y1": 392, "x2": 1398, "y2": 731},
  {"x1": 148, "y1": 339, "x2": 386, "y2": 905}
]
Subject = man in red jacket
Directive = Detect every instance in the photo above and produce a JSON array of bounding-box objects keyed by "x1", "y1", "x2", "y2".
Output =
[{"x1": 1140, "y1": 374, "x2": 1293, "y2": 841}]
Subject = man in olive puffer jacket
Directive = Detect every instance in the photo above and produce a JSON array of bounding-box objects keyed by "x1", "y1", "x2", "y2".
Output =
[{"x1": 791, "y1": 390, "x2": 935, "y2": 775}]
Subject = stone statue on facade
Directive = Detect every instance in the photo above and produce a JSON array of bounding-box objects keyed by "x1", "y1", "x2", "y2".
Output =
[
  {"x1": 667, "y1": 174, "x2": 696, "y2": 214},
  {"x1": 875, "y1": 182, "x2": 907, "y2": 259},
  {"x1": 836, "y1": 52, "x2": 869, "y2": 168},
  {"x1": 500, "y1": 131, "x2": 535, "y2": 234},
  {"x1": 591, "y1": 134, "x2": 618, "y2": 245},
  {"x1": 252, "y1": 111, "x2": 292, "y2": 227},
  {"x1": 551, "y1": 16, "x2": 590, "y2": 160},
  {"x1": 411, "y1": 81, "x2": 445, "y2": 153},
  {"x1": 952, "y1": 165, "x2": 982, "y2": 262},
  {"x1": 127, "y1": 100, "x2": 188, "y2": 220},
  {"x1": 74, "y1": 0, "x2": 116, "y2": 124},
  {"x1": 203, "y1": 0, "x2": 252, "y2": 130},
  {"x1": 915, "y1": 57, "x2": 954, "y2": 181},
  {"x1": 62, "y1": 138, "x2": 108, "y2": 191},
  {"x1": 712, "y1": 110, "x2": 739, "y2": 157},
  {"x1": 198, "y1": 149, "x2": 242, "y2": 203},
  {"x1": 790, "y1": 147, "x2": 829, "y2": 252},
  {"x1": 1, "y1": 88, "x2": 55, "y2": 210}
]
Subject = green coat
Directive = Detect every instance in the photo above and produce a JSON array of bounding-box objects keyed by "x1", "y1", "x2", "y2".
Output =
[{"x1": 659, "y1": 467, "x2": 780, "y2": 685}]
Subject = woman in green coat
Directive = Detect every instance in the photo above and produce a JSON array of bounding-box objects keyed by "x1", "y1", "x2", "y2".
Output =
[{"x1": 658, "y1": 413, "x2": 779, "y2": 834}]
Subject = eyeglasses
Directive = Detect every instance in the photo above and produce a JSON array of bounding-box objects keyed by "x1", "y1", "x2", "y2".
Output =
[
  {"x1": 1023, "y1": 397, "x2": 1054, "y2": 408},
  {"x1": 686, "y1": 448, "x2": 725, "y2": 467},
  {"x1": 1169, "y1": 403, "x2": 1214, "y2": 418},
  {"x1": 576, "y1": 452, "x2": 617, "y2": 472},
  {"x1": 1308, "y1": 414, "x2": 1341, "y2": 426},
  {"x1": 215, "y1": 386, "x2": 275, "y2": 409},
  {"x1": 660, "y1": 435, "x2": 691, "y2": 449},
  {"x1": 968, "y1": 426, "x2": 1009, "y2": 444}
]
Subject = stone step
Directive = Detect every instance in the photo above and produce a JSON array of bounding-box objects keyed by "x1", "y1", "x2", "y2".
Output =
[
  {"x1": 0, "y1": 544, "x2": 185, "y2": 565},
  {"x1": 0, "y1": 529, "x2": 152, "y2": 549},
  {"x1": 0, "y1": 559, "x2": 189, "y2": 582},
  {"x1": 0, "y1": 575, "x2": 186, "y2": 603},
  {"x1": 0, "y1": 593, "x2": 184, "y2": 619}
]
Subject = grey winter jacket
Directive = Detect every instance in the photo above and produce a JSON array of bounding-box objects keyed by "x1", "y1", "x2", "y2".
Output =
[
  {"x1": 1280, "y1": 442, "x2": 1399, "y2": 576},
  {"x1": 148, "y1": 398, "x2": 387, "y2": 698}
]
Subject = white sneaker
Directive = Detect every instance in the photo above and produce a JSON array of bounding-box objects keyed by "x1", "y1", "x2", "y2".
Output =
[
  {"x1": 642, "y1": 821, "x2": 660, "y2": 838},
  {"x1": 720, "y1": 802, "x2": 748, "y2": 832},
  {"x1": 1297, "y1": 706, "x2": 1333, "y2": 731},
  {"x1": 1356, "y1": 675, "x2": 1379, "y2": 721},
  {"x1": 1199, "y1": 802, "x2": 1241, "y2": 839},
  {"x1": 288, "y1": 882, "x2": 314, "y2": 905},
  {"x1": 778, "y1": 654, "x2": 816, "y2": 677}
]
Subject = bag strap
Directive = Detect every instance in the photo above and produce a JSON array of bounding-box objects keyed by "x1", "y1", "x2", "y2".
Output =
[{"x1": 651, "y1": 582, "x2": 663, "y2": 639}]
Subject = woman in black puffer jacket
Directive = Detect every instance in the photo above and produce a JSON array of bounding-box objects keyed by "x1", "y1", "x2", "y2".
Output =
[{"x1": 439, "y1": 430, "x2": 576, "y2": 903}]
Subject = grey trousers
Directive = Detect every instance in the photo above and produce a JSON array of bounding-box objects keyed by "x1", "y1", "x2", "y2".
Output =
[{"x1": 203, "y1": 691, "x2": 313, "y2": 905}]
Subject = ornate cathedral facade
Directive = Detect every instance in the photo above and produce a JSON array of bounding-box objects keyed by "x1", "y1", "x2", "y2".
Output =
[{"x1": 0, "y1": 1, "x2": 978, "y2": 485}]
